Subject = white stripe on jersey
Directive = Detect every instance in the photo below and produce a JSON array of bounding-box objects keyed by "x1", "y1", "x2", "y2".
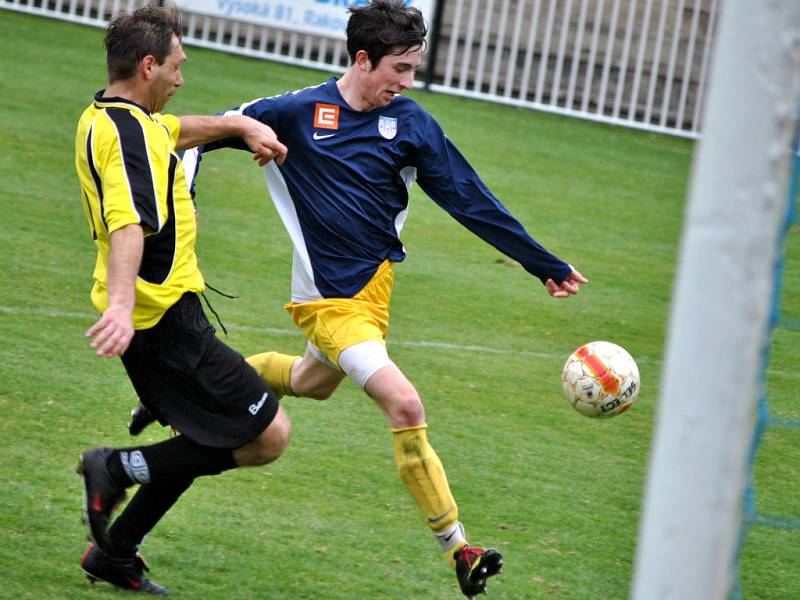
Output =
[
  {"x1": 263, "y1": 163, "x2": 321, "y2": 302},
  {"x1": 181, "y1": 147, "x2": 199, "y2": 191},
  {"x1": 394, "y1": 166, "x2": 417, "y2": 239}
]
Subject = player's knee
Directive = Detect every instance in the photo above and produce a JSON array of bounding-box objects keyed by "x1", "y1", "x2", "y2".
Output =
[
  {"x1": 262, "y1": 409, "x2": 292, "y2": 460},
  {"x1": 389, "y1": 391, "x2": 425, "y2": 427},
  {"x1": 237, "y1": 409, "x2": 292, "y2": 466},
  {"x1": 250, "y1": 428, "x2": 291, "y2": 466}
]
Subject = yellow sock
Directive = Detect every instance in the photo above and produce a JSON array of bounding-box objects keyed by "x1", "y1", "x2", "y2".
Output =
[
  {"x1": 392, "y1": 425, "x2": 466, "y2": 564},
  {"x1": 246, "y1": 352, "x2": 300, "y2": 399}
]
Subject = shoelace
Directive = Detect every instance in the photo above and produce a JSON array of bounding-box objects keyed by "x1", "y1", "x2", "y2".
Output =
[
  {"x1": 200, "y1": 282, "x2": 239, "y2": 336},
  {"x1": 459, "y1": 545, "x2": 481, "y2": 567}
]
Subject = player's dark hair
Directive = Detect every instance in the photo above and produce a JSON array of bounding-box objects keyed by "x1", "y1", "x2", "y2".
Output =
[
  {"x1": 345, "y1": 0, "x2": 427, "y2": 68},
  {"x1": 104, "y1": 5, "x2": 183, "y2": 82}
]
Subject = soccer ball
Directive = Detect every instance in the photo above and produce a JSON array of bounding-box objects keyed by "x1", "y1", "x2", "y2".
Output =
[{"x1": 561, "y1": 341, "x2": 640, "y2": 418}]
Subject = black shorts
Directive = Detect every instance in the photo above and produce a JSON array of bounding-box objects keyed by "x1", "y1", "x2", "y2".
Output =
[{"x1": 121, "y1": 293, "x2": 278, "y2": 449}]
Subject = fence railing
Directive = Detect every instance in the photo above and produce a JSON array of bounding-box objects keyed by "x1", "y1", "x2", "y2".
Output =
[
  {"x1": 2, "y1": 0, "x2": 717, "y2": 138},
  {"x1": 429, "y1": 0, "x2": 719, "y2": 138}
]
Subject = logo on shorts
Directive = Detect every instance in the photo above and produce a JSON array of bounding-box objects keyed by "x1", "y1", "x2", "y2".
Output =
[
  {"x1": 314, "y1": 103, "x2": 339, "y2": 130},
  {"x1": 248, "y1": 392, "x2": 268, "y2": 416}
]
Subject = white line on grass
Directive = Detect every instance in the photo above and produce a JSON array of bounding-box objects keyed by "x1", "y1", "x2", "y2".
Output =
[
  {"x1": 36, "y1": 304, "x2": 796, "y2": 381},
  {"x1": 0, "y1": 304, "x2": 686, "y2": 368},
  {"x1": 4, "y1": 307, "x2": 798, "y2": 378},
  {"x1": 1, "y1": 304, "x2": 568, "y2": 359}
]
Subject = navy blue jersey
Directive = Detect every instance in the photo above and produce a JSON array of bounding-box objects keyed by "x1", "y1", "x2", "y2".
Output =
[{"x1": 185, "y1": 78, "x2": 571, "y2": 300}]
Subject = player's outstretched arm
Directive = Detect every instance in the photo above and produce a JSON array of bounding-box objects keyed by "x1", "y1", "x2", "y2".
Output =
[
  {"x1": 176, "y1": 115, "x2": 287, "y2": 165},
  {"x1": 545, "y1": 268, "x2": 588, "y2": 298}
]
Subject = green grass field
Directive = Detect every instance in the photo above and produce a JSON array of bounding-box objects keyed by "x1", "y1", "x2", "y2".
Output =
[{"x1": 1, "y1": 9, "x2": 798, "y2": 599}]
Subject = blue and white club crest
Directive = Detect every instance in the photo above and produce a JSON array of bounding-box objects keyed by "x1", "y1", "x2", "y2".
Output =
[{"x1": 378, "y1": 116, "x2": 397, "y2": 140}]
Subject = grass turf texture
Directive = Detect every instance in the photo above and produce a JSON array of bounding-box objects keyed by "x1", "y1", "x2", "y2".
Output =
[{"x1": 1, "y1": 9, "x2": 798, "y2": 599}]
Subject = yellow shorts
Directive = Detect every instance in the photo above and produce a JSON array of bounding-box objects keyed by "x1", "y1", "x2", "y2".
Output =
[{"x1": 285, "y1": 261, "x2": 394, "y2": 367}]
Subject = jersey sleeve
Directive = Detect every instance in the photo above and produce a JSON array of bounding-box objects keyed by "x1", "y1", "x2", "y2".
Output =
[
  {"x1": 414, "y1": 115, "x2": 572, "y2": 285},
  {"x1": 155, "y1": 112, "x2": 181, "y2": 150},
  {"x1": 94, "y1": 110, "x2": 163, "y2": 235},
  {"x1": 201, "y1": 96, "x2": 283, "y2": 153},
  {"x1": 182, "y1": 95, "x2": 284, "y2": 198}
]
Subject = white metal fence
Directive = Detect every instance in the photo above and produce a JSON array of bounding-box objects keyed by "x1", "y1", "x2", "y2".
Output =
[
  {"x1": 2, "y1": 0, "x2": 718, "y2": 138},
  {"x1": 431, "y1": 0, "x2": 719, "y2": 137}
]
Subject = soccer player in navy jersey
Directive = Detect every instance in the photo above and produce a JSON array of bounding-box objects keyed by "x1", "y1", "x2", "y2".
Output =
[
  {"x1": 137, "y1": 0, "x2": 586, "y2": 596},
  {"x1": 74, "y1": 6, "x2": 291, "y2": 595}
]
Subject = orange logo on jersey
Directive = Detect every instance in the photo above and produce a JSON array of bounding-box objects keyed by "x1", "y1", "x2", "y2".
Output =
[{"x1": 314, "y1": 103, "x2": 340, "y2": 130}]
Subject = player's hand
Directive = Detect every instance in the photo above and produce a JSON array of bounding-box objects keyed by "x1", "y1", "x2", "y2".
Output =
[
  {"x1": 241, "y1": 118, "x2": 288, "y2": 166},
  {"x1": 545, "y1": 268, "x2": 588, "y2": 298},
  {"x1": 85, "y1": 305, "x2": 134, "y2": 357}
]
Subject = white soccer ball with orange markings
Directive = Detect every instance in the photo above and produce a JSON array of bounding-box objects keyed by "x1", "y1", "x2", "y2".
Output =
[{"x1": 561, "y1": 341, "x2": 640, "y2": 418}]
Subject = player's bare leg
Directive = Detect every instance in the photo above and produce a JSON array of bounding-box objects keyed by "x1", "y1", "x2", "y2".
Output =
[{"x1": 287, "y1": 347, "x2": 344, "y2": 400}]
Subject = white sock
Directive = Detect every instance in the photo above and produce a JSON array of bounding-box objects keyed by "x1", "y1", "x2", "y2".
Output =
[{"x1": 435, "y1": 521, "x2": 467, "y2": 552}]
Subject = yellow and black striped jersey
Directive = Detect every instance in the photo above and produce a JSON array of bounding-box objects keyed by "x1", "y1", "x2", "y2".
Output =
[{"x1": 75, "y1": 91, "x2": 204, "y2": 329}]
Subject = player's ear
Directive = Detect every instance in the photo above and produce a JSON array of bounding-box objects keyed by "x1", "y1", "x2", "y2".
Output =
[
  {"x1": 140, "y1": 54, "x2": 158, "y2": 80},
  {"x1": 354, "y1": 50, "x2": 371, "y2": 72}
]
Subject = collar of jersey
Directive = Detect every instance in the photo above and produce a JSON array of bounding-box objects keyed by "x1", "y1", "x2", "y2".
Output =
[{"x1": 93, "y1": 90, "x2": 152, "y2": 117}]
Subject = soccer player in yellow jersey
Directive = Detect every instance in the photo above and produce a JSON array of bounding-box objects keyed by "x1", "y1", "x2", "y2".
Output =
[{"x1": 74, "y1": 6, "x2": 291, "y2": 595}]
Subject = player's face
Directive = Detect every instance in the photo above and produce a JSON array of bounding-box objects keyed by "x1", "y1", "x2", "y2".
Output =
[
  {"x1": 362, "y1": 46, "x2": 422, "y2": 109},
  {"x1": 149, "y1": 36, "x2": 186, "y2": 113}
]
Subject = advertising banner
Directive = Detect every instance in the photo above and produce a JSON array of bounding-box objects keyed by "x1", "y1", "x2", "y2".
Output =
[{"x1": 175, "y1": 0, "x2": 434, "y2": 39}]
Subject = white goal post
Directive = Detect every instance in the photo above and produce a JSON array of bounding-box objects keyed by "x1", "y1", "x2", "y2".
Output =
[{"x1": 632, "y1": 1, "x2": 800, "y2": 599}]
